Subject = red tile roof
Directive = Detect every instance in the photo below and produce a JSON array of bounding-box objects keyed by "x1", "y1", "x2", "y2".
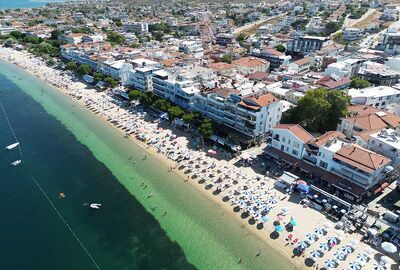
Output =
[
  {"x1": 239, "y1": 93, "x2": 279, "y2": 110},
  {"x1": 273, "y1": 124, "x2": 315, "y2": 143},
  {"x1": 316, "y1": 75, "x2": 351, "y2": 89}
]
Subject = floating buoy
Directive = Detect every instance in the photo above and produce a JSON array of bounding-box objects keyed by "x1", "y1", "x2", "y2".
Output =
[{"x1": 59, "y1": 192, "x2": 66, "y2": 198}]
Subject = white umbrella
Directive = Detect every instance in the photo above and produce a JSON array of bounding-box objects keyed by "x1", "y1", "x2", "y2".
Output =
[
  {"x1": 333, "y1": 251, "x2": 345, "y2": 261},
  {"x1": 328, "y1": 237, "x2": 337, "y2": 246},
  {"x1": 324, "y1": 259, "x2": 336, "y2": 269},
  {"x1": 315, "y1": 227, "x2": 325, "y2": 236},
  {"x1": 357, "y1": 253, "x2": 368, "y2": 263},
  {"x1": 297, "y1": 241, "x2": 309, "y2": 250},
  {"x1": 364, "y1": 247, "x2": 374, "y2": 257},
  {"x1": 323, "y1": 222, "x2": 332, "y2": 230},
  {"x1": 319, "y1": 242, "x2": 330, "y2": 252},
  {"x1": 341, "y1": 245, "x2": 353, "y2": 254},
  {"x1": 381, "y1": 242, "x2": 397, "y2": 254},
  {"x1": 373, "y1": 262, "x2": 386, "y2": 270},
  {"x1": 309, "y1": 250, "x2": 321, "y2": 259},
  {"x1": 349, "y1": 239, "x2": 359, "y2": 246},
  {"x1": 380, "y1": 256, "x2": 392, "y2": 265},
  {"x1": 336, "y1": 230, "x2": 345, "y2": 239},
  {"x1": 348, "y1": 262, "x2": 361, "y2": 270},
  {"x1": 306, "y1": 233, "x2": 318, "y2": 242}
]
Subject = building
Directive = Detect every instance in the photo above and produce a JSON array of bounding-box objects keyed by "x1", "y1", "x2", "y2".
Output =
[
  {"x1": 128, "y1": 66, "x2": 159, "y2": 91},
  {"x1": 215, "y1": 33, "x2": 236, "y2": 46},
  {"x1": 178, "y1": 40, "x2": 204, "y2": 58},
  {"x1": 357, "y1": 61, "x2": 400, "y2": 86},
  {"x1": 325, "y1": 59, "x2": 364, "y2": 78},
  {"x1": 316, "y1": 75, "x2": 351, "y2": 90},
  {"x1": 81, "y1": 34, "x2": 104, "y2": 43},
  {"x1": 368, "y1": 127, "x2": 400, "y2": 167},
  {"x1": 255, "y1": 46, "x2": 292, "y2": 70},
  {"x1": 124, "y1": 22, "x2": 149, "y2": 34},
  {"x1": 287, "y1": 57, "x2": 311, "y2": 74},
  {"x1": 191, "y1": 91, "x2": 283, "y2": 141},
  {"x1": 100, "y1": 60, "x2": 133, "y2": 84},
  {"x1": 232, "y1": 57, "x2": 270, "y2": 75},
  {"x1": 286, "y1": 36, "x2": 330, "y2": 55},
  {"x1": 380, "y1": 28, "x2": 400, "y2": 54},
  {"x1": 343, "y1": 28, "x2": 362, "y2": 41},
  {"x1": 348, "y1": 86, "x2": 400, "y2": 109},
  {"x1": 59, "y1": 33, "x2": 84, "y2": 44},
  {"x1": 382, "y1": 5, "x2": 399, "y2": 21}
]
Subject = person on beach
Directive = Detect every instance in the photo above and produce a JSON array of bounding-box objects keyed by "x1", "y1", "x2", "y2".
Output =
[
  {"x1": 238, "y1": 257, "x2": 242, "y2": 264},
  {"x1": 143, "y1": 155, "x2": 147, "y2": 160},
  {"x1": 147, "y1": 193, "x2": 153, "y2": 198},
  {"x1": 256, "y1": 249, "x2": 261, "y2": 257},
  {"x1": 162, "y1": 211, "x2": 167, "y2": 217}
]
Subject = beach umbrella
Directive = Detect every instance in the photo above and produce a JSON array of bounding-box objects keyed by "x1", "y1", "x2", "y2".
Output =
[
  {"x1": 290, "y1": 218, "x2": 298, "y2": 226},
  {"x1": 348, "y1": 262, "x2": 361, "y2": 270},
  {"x1": 349, "y1": 239, "x2": 359, "y2": 246},
  {"x1": 336, "y1": 230, "x2": 345, "y2": 239},
  {"x1": 314, "y1": 227, "x2": 325, "y2": 236},
  {"x1": 328, "y1": 237, "x2": 337, "y2": 246},
  {"x1": 373, "y1": 263, "x2": 386, "y2": 270},
  {"x1": 364, "y1": 247, "x2": 374, "y2": 256},
  {"x1": 357, "y1": 253, "x2": 368, "y2": 263},
  {"x1": 297, "y1": 241, "x2": 309, "y2": 250},
  {"x1": 296, "y1": 183, "x2": 309, "y2": 194},
  {"x1": 323, "y1": 222, "x2": 332, "y2": 231},
  {"x1": 261, "y1": 216, "x2": 269, "y2": 222},
  {"x1": 341, "y1": 245, "x2": 353, "y2": 254},
  {"x1": 309, "y1": 250, "x2": 321, "y2": 259},
  {"x1": 324, "y1": 259, "x2": 336, "y2": 269},
  {"x1": 275, "y1": 225, "x2": 284, "y2": 232},
  {"x1": 319, "y1": 243, "x2": 330, "y2": 252},
  {"x1": 333, "y1": 251, "x2": 345, "y2": 261},
  {"x1": 306, "y1": 233, "x2": 317, "y2": 243},
  {"x1": 380, "y1": 256, "x2": 392, "y2": 265},
  {"x1": 381, "y1": 242, "x2": 397, "y2": 254}
]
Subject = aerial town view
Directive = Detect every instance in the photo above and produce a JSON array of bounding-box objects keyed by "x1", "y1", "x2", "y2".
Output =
[{"x1": 1, "y1": 0, "x2": 400, "y2": 270}]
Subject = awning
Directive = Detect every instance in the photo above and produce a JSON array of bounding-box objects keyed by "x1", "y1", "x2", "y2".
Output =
[{"x1": 279, "y1": 171, "x2": 299, "y2": 185}]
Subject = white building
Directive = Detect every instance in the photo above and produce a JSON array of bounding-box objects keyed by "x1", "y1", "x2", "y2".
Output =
[
  {"x1": 81, "y1": 34, "x2": 104, "y2": 43},
  {"x1": 128, "y1": 66, "x2": 159, "y2": 91},
  {"x1": 124, "y1": 22, "x2": 149, "y2": 34},
  {"x1": 368, "y1": 127, "x2": 400, "y2": 167},
  {"x1": 348, "y1": 86, "x2": 400, "y2": 109},
  {"x1": 178, "y1": 40, "x2": 204, "y2": 58},
  {"x1": 382, "y1": 5, "x2": 399, "y2": 21},
  {"x1": 59, "y1": 34, "x2": 84, "y2": 44},
  {"x1": 343, "y1": 28, "x2": 362, "y2": 41},
  {"x1": 380, "y1": 28, "x2": 400, "y2": 54},
  {"x1": 100, "y1": 60, "x2": 133, "y2": 84},
  {"x1": 325, "y1": 59, "x2": 364, "y2": 78}
]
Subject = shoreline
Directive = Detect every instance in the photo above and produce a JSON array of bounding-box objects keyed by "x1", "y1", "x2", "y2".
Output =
[{"x1": 0, "y1": 47, "x2": 386, "y2": 270}]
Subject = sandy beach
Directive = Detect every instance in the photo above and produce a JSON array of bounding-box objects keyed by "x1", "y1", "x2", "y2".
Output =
[{"x1": 0, "y1": 46, "x2": 397, "y2": 270}]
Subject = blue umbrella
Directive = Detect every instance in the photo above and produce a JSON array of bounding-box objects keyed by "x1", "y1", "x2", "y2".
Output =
[
  {"x1": 290, "y1": 218, "x2": 298, "y2": 226},
  {"x1": 296, "y1": 183, "x2": 309, "y2": 194},
  {"x1": 333, "y1": 251, "x2": 345, "y2": 261},
  {"x1": 319, "y1": 243, "x2": 330, "y2": 252},
  {"x1": 309, "y1": 250, "x2": 321, "y2": 259},
  {"x1": 324, "y1": 259, "x2": 335, "y2": 269},
  {"x1": 297, "y1": 241, "x2": 309, "y2": 250},
  {"x1": 348, "y1": 262, "x2": 361, "y2": 270},
  {"x1": 341, "y1": 245, "x2": 353, "y2": 254},
  {"x1": 314, "y1": 227, "x2": 324, "y2": 236},
  {"x1": 261, "y1": 216, "x2": 269, "y2": 222},
  {"x1": 275, "y1": 225, "x2": 284, "y2": 232}
]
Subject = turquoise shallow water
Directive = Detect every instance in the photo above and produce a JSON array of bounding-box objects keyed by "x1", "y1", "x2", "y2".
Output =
[{"x1": 0, "y1": 60, "x2": 294, "y2": 270}]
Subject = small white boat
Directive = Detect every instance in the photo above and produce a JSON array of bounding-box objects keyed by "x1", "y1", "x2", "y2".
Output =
[
  {"x1": 6, "y1": 142, "x2": 19, "y2": 150},
  {"x1": 89, "y1": 203, "x2": 101, "y2": 209},
  {"x1": 11, "y1": 160, "x2": 21, "y2": 166}
]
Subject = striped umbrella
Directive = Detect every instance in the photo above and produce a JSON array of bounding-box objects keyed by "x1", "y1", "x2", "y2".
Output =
[
  {"x1": 333, "y1": 251, "x2": 345, "y2": 261},
  {"x1": 341, "y1": 245, "x2": 353, "y2": 254},
  {"x1": 314, "y1": 227, "x2": 324, "y2": 236},
  {"x1": 309, "y1": 250, "x2": 321, "y2": 260},
  {"x1": 373, "y1": 263, "x2": 386, "y2": 270},
  {"x1": 297, "y1": 241, "x2": 309, "y2": 250},
  {"x1": 348, "y1": 262, "x2": 361, "y2": 270},
  {"x1": 324, "y1": 259, "x2": 335, "y2": 269},
  {"x1": 319, "y1": 242, "x2": 330, "y2": 252}
]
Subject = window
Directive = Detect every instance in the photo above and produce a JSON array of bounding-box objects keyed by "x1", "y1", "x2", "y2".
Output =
[
  {"x1": 379, "y1": 97, "x2": 383, "y2": 101},
  {"x1": 292, "y1": 149, "x2": 299, "y2": 156},
  {"x1": 375, "y1": 103, "x2": 379, "y2": 107},
  {"x1": 319, "y1": 160, "x2": 328, "y2": 169},
  {"x1": 382, "y1": 102, "x2": 386, "y2": 106},
  {"x1": 282, "y1": 137, "x2": 286, "y2": 142}
]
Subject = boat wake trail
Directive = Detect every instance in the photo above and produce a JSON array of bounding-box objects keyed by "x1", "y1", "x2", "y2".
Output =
[{"x1": 1, "y1": 100, "x2": 101, "y2": 270}]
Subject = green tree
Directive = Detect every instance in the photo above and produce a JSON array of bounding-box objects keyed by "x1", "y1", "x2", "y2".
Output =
[
  {"x1": 93, "y1": 72, "x2": 104, "y2": 83},
  {"x1": 47, "y1": 58, "x2": 55, "y2": 66},
  {"x1": 66, "y1": 61, "x2": 77, "y2": 71},
  {"x1": 237, "y1": 33, "x2": 247, "y2": 42},
  {"x1": 350, "y1": 76, "x2": 370, "y2": 89},
  {"x1": 199, "y1": 118, "x2": 214, "y2": 139},
  {"x1": 139, "y1": 91, "x2": 155, "y2": 106},
  {"x1": 221, "y1": 54, "x2": 233, "y2": 64},
  {"x1": 104, "y1": 76, "x2": 117, "y2": 88},
  {"x1": 325, "y1": 21, "x2": 340, "y2": 35},
  {"x1": 9, "y1": 30, "x2": 24, "y2": 40},
  {"x1": 50, "y1": 29, "x2": 62, "y2": 40},
  {"x1": 275, "y1": 44, "x2": 286, "y2": 53},
  {"x1": 106, "y1": 31, "x2": 126, "y2": 46},
  {"x1": 167, "y1": 106, "x2": 184, "y2": 120},
  {"x1": 153, "y1": 98, "x2": 171, "y2": 111},
  {"x1": 77, "y1": 64, "x2": 90, "y2": 75},
  {"x1": 128, "y1": 90, "x2": 143, "y2": 100},
  {"x1": 281, "y1": 88, "x2": 350, "y2": 133}
]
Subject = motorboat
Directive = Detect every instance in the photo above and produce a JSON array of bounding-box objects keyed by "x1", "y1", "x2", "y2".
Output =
[
  {"x1": 6, "y1": 142, "x2": 19, "y2": 150},
  {"x1": 11, "y1": 160, "x2": 21, "y2": 166},
  {"x1": 89, "y1": 203, "x2": 101, "y2": 209}
]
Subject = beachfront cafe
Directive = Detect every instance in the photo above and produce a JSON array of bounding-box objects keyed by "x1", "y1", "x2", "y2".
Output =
[{"x1": 274, "y1": 171, "x2": 299, "y2": 193}]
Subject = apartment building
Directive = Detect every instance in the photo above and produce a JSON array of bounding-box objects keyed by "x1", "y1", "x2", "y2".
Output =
[
  {"x1": 286, "y1": 36, "x2": 330, "y2": 55},
  {"x1": 99, "y1": 60, "x2": 133, "y2": 84},
  {"x1": 348, "y1": 86, "x2": 400, "y2": 109},
  {"x1": 380, "y1": 28, "x2": 400, "y2": 55},
  {"x1": 343, "y1": 28, "x2": 362, "y2": 41},
  {"x1": 178, "y1": 40, "x2": 204, "y2": 58},
  {"x1": 232, "y1": 56, "x2": 270, "y2": 75},
  {"x1": 124, "y1": 22, "x2": 149, "y2": 34},
  {"x1": 59, "y1": 33, "x2": 84, "y2": 44},
  {"x1": 357, "y1": 61, "x2": 400, "y2": 86},
  {"x1": 287, "y1": 57, "x2": 311, "y2": 74},
  {"x1": 325, "y1": 59, "x2": 364, "y2": 78},
  {"x1": 215, "y1": 33, "x2": 236, "y2": 46},
  {"x1": 254, "y1": 46, "x2": 292, "y2": 70},
  {"x1": 191, "y1": 91, "x2": 283, "y2": 140},
  {"x1": 128, "y1": 66, "x2": 159, "y2": 92},
  {"x1": 368, "y1": 127, "x2": 400, "y2": 167}
]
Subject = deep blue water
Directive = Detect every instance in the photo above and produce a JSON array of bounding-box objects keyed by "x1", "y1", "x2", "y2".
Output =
[{"x1": 0, "y1": 68, "x2": 197, "y2": 269}]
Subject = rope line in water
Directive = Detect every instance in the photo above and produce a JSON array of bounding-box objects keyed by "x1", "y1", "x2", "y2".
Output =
[
  {"x1": 0, "y1": 101, "x2": 24, "y2": 162},
  {"x1": 0, "y1": 100, "x2": 100, "y2": 270},
  {"x1": 29, "y1": 176, "x2": 101, "y2": 270}
]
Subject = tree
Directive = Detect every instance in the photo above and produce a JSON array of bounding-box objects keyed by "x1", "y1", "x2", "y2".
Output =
[
  {"x1": 275, "y1": 44, "x2": 286, "y2": 53},
  {"x1": 237, "y1": 33, "x2": 247, "y2": 42},
  {"x1": 350, "y1": 76, "x2": 370, "y2": 89},
  {"x1": 325, "y1": 21, "x2": 340, "y2": 35},
  {"x1": 77, "y1": 64, "x2": 90, "y2": 75},
  {"x1": 9, "y1": 30, "x2": 24, "y2": 40},
  {"x1": 93, "y1": 72, "x2": 104, "y2": 83},
  {"x1": 106, "y1": 31, "x2": 126, "y2": 46},
  {"x1": 167, "y1": 106, "x2": 184, "y2": 120},
  {"x1": 47, "y1": 59, "x2": 55, "y2": 66},
  {"x1": 221, "y1": 54, "x2": 233, "y2": 64},
  {"x1": 199, "y1": 118, "x2": 214, "y2": 139},
  {"x1": 128, "y1": 90, "x2": 143, "y2": 100},
  {"x1": 281, "y1": 88, "x2": 350, "y2": 133},
  {"x1": 66, "y1": 61, "x2": 77, "y2": 71},
  {"x1": 104, "y1": 76, "x2": 117, "y2": 88},
  {"x1": 50, "y1": 29, "x2": 62, "y2": 41},
  {"x1": 153, "y1": 98, "x2": 171, "y2": 111},
  {"x1": 139, "y1": 91, "x2": 155, "y2": 106}
]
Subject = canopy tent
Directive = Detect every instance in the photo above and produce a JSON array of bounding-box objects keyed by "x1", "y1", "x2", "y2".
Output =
[
  {"x1": 381, "y1": 242, "x2": 397, "y2": 254},
  {"x1": 279, "y1": 171, "x2": 299, "y2": 185}
]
